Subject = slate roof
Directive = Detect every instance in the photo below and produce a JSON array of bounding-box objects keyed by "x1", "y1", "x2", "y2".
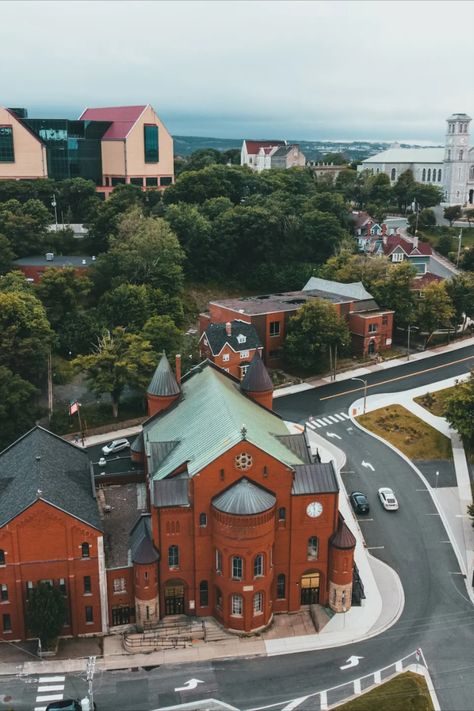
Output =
[
  {"x1": 149, "y1": 441, "x2": 180, "y2": 472},
  {"x1": 362, "y1": 147, "x2": 444, "y2": 164},
  {"x1": 0, "y1": 426, "x2": 101, "y2": 530},
  {"x1": 152, "y1": 479, "x2": 190, "y2": 507},
  {"x1": 383, "y1": 236, "x2": 432, "y2": 257},
  {"x1": 79, "y1": 105, "x2": 146, "y2": 140},
  {"x1": 147, "y1": 353, "x2": 180, "y2": 397},
  {"x1": 212, "y1": 478, "x2": 276, "y2": 515},
  {"x1": 330, "y1": 517, "x2": 356, "y2": 549},
  {"x1": 201, "y1": 320, "x2": 262, "y2": 355},
  {"x1": 130, "y1": 514, "x2": 159, "y2": 564},
  {"x1": 275, "y1": 434, "x2": 312, "y2": 463},
  {"x1": 144, "y1": 363, "x2": 306, "y2": 481},
  {"x1": 241, "y1": 353, "x2": 273, "y2": 393},
  {"x1": 131, "y1": 433, "x2": 144, "y2": 454},
  {"x1": 292, "y1": 462, "x2": 339, "y2": 495},
  {"x1": 303, "y1": 277, "x2": 373, "y2": 301}
]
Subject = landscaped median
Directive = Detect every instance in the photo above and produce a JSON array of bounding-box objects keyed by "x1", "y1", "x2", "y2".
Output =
[
  {"x1": 335, "y1": 671, "x2": 434, "y2": 711},
  {"x1": 357, "y1": 405, "x2": 452, "y2": 461}
]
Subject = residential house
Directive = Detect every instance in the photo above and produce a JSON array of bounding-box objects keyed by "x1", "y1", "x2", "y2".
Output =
[
  {"x1": 199, "y1": 320, "x2": 263, "y2": 379},
  {"x1": 241, "y1": 140, "x2": 305, "y2": 172}
]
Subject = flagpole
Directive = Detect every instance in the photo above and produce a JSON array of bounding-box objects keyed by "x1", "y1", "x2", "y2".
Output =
[{"x1": 77, "y1": 404, "x2": 85, "y2": 447}]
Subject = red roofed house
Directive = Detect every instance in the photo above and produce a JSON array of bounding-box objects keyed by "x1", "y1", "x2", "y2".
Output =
[
  {"x1": 381, "y1": 234, "x2": 432, "y2": 274},
  {"x1": 241, "y1": 140, "x2": 306, "y2": 172}
]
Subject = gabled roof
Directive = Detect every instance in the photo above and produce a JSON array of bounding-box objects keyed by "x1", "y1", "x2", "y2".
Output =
[
  {"x1": 144, "y1": 363, "x2": 305, "y2": 481},
  {"x1": 351, "y1": 211, "x2": 373, "y2": 229},
  {"x1": 212, "y1": 478, "x2": 276, "y2": 515},
  {"x1": 411, "y1": 272, "x2": 443, "y2": 289},
  {"x1": 130, "y1": 514, "x2": 159, "y2": 564},
  {"x1": 303, "y1": 277, "x2": 373, "y2": 301},
  {"x1": 292, "y1": 462, "x2": 339, "y2": 495},
  {"x1": 153, "y1": 478, "x2": 190, "y2": 508},
  {"x1": 243, "y1": 139, "x2": 286, "y2": 155},
  {"x1": 241, "y1": 353, "x2": 273, "y2": 394},
  {"x1": 0, "y1": 426, "x2": 101, "y2": 530},
  {"x1": 383, "y1": 236, "x2": 432, "y2": 257},
  {"x1": 147, "y1": 353, "x2": 180, "y2": 397},
  {"x1": 201, "y1": 320, "x2": 262, "y2": 355},
  {"x1": 362, "y1": 147, "x2": 444, "y2": 164},
  {"x1": 79, "y1": 105, "x2": 147, "y2": 140}
]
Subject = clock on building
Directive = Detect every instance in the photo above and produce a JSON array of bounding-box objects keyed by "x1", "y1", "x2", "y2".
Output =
[{"x1": 306, "y1": 501, "x2": 323, "y2": 518}]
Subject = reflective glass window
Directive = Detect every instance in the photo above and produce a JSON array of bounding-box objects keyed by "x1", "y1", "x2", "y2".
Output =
[
  {"x1": 0, "y1": 127, "x2": 14, "y2": 162},
  {"x1": 144, "y1": 124, "x2": 159, "y2": 163}
]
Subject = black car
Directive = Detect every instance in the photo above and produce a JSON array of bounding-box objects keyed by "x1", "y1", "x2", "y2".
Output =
[
  {"x1": 46, "y1": 702, "x2": 82, "y2": 711},
  {"x1": 350, "y1": 491, "x2": 370, "y2": 514}
]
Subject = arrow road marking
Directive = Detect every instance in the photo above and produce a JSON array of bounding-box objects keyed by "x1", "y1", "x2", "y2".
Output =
[
  {"x1": 174, "y1": 678, "x2": 205, "y2": 692},
  {"x1": 326, "y1": 432, "x2": 341, "y2": 440},
  {"x1": 340, "y1": 655, "x2": 364, "y2": 670},
  {"x1": 361, "y1": 461, "x2": 374, "y2": 471},
  {"x1": 281, "y1": 697, "x2": 309, "y2": 710}
]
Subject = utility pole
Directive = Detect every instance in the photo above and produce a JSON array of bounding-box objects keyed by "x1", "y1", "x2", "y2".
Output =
[
  {"x1": 51, "y1": 194, "x2": 58, "y2": 229},
  {"x1": 457, "y1": 228, "x2": 463, "y2": 267},
  {"x1": 85, "y1": 655, "x2": 96, "y2": 710},
  {"x1": 47, "y1": 348, "x2": 53, "y2": 422}
]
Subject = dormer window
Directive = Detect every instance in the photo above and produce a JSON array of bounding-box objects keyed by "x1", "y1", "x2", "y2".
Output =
[{"x1": 237, "y1": 334, "x2": 247, "y2": 344}]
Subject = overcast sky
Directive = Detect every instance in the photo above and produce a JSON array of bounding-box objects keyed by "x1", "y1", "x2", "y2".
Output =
[{"x1": 1, "y1": 1, "x2": 473, "y2": 143}]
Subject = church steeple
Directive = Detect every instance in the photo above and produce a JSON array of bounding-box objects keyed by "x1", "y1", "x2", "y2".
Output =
[
  {"x1": 147, "y1": 353, "x2": 181, "y2": 416},
  {"x1": 240, "y1": 353, "x2": 274, "y2": 410},
  {"x1": 444, "y1": 113, "x2": 471, "y2": 205}
]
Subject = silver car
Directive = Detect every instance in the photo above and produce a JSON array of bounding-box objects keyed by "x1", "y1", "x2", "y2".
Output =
[
  {"x1": 101, "y1": 438, "x2": 130, "y2": 456},
  {"x1": 378, "y1": 487, "x2": 399, "y2": 511}
]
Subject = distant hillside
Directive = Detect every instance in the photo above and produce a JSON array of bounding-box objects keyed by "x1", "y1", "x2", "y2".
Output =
[{"x1": 172, "y1": 135, "x2": 439, "y2": 163}]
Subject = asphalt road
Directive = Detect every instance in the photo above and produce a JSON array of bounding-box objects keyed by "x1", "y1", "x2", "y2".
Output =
[{"x1": 4, "y1": 343, "x2": 474, "y2": 711}]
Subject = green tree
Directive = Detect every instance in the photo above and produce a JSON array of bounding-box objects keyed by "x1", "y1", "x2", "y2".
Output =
[
  {"x1": 444, "y1": 205, "x2": 463, "y2": 226},
  {"x1": 142, "y1": 315, "x2": 183, "y2": 358},
  {"x1": 465, "y1": 209, "x2": 474, "y2": 227},
  {"x1": 99, "y1": 283, "x2": 157, "y2": 332},
  {"x1": 437, "y1": 234, "x2": 453, "y2": 257},
  {"x1": 284, "y1": 299, "x2": 350, "y2": 372},
  {"x1": 74, "y1": 327, "x2": 157, "y2": 417},
  {"x1": 0, "y1": 233, "x2": 15, "y2": 274},
  {"x1": 460, "y1": 246, "x2": 474, "y2": 271},
  {"x1": 164, "y1": 203, "x2": 214, "y2": 279},
  {"x1": 56, "y1": 177, "x2": 100, "y2": 222},
  {"x1": 366, "y1": 172, "x2": 392, "y2": 205},
  {"x1": 414, "y1": 282, "x2": 455, "y2": 346},
  {"x1": 408, "y1": 208, "x2": 436, "y2": 233},
  {"x1": 0, "y1": 198, "x2": 50, "y2": 257},
  {"x1": 412, "y1": 183, "x2": 444, "y2": 209},
  {"x1": 392, "y1": 170, "x2": 416, "y2": 212},
  {"x1": 0, "y1": 290, "x2": 54, "y2": 381},
  {"x1": 36, "y1": 267, "x2": 92, "y2": 331},
  {"x1": 0, "y1": 366, "x2": 39, "y2": 451},
  {"x1": 85, "y1": 184, "x2": 145, "y2": 252},
  {"x1": 371, "y1": 261, "x2": 417, "y2": 328},
  {"x1": 443, "y1": 373, "x2": 474, "y2": 443},
  {"x1": 321, "y1": 152, "x2": 347, "y2": 165},
  {"x1": 445, "y1": 273, "x2": 474, "y2": 328},
  {"x1": 26, "y1": 582, "x2": 67, "y2": 649}
]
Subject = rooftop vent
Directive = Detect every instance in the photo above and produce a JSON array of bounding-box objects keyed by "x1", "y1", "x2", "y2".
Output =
[{"x1": 45, "y1": 252, "x2": 54, "y2": 261}]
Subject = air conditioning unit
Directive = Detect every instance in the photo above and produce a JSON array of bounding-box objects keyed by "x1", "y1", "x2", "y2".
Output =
[
  {"x1": 103, "y1": 505, "x2": 112, "y2": 513},
  {"x1": 45, "y1": 252, "x2": 54, "y2": 261}
]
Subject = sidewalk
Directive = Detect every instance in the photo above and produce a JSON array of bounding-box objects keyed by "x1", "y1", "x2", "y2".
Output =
[
  {"x1": 350, "y1": 374, "x2": 474, "y2": 604},
  {"x1": 274, "y1": 334, "x2": 474, "y2": 398}
]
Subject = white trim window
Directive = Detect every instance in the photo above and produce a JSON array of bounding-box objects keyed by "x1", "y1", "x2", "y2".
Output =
[
  {"x1": 222, "y1": 353, "x2": 230, "y2": 362},
  {"x1": 240, "y1": 350, "x2": 250, "y2": 359},
  {"x1": 236, "y1": 334, "x2": 247, "y2": 344},
  {"x1": 231, "y1": 594, "x2": 243, "y2": 616},
  {"x1": 113, "y1": 577, "x2": 126, "y2": 593},
  {"x1": 392, "y1": 252, "x2": 404, "y2": 262},
  {"x1": 240, "y1": 364, "x2": 250, "y2": 378},
  {"x1": 253, "y1": 592, "x2": 263, "y2": 615}
]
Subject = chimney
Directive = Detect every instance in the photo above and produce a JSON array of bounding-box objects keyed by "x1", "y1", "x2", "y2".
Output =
[
  {"x1": 175, "y1": 354, "x2": 181, "y2": 385},
  {"x1": 382, "y1": 234, "x2": 388, "y2": 246},
  {"x1": 381, "y1": 223, "x2": 387, "y2": 236},
  {"x1": 225, "y1": 322, "x2": 232, "y2": 337},
  {"x1": 413, "y1": 234, "x2": 419, "y2": 250}
]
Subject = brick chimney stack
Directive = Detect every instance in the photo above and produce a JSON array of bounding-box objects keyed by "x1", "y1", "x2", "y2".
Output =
[
  {"x1": 175, "y1": 354, "x2": 181, "y2": 385},
  {"x1": 225, "y1": 321, "x2": 232, "y2": 337}
]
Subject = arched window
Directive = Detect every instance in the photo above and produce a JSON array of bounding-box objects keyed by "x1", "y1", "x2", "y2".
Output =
[
  {"x1": 199, "y1": 512, "x2": 207, "y2": 527},
  {"x1": 253, "y1": 591, "x2": 263, "y2": 615},
  {"x1": 427, "y1": 168, "x2": 431, "y2": 181},
  {"x1": 460, "y1": 150, "x2": 464, "y2": 161},
  {"x1": 168, "y1": 545, "x2": 179, "y2": 569},
  {"x1": 277, "y1": 573, "x2": 286, "y2": 599},
  {"x1": 81, "y1": 542, "x2": 90, "y2": 558},
  {"x1": 390, "y1": 168, "x2": 396, "y2": 181},
  {"x1": 0, "y1": 550, "x2": 4, "y2": 565},
  {"x1": 199, "y1": 580, "x2": 208, "y2": 607},
  {"x1": 231, "y1": 594, "x2": 243, "y2": 616},
  {"x1": 438, "y1": 169, "x2": 442, "y2": 182},
  {"x1": 278, "y1": 507, "x2": 286, "y2": 522},
  {"x1": 254, "y1": 554, "x2": 264, "y2": 578},
  {"x1": 232, "y1": 556, "x2": 243, "y2": 580},
  {"x1": 307, "y1": 536, "x2": 319, "y2": 560},
  {"x1": 448, "y1": 150, "x2": 451, "y2": 161},
  {"x1": 470, "y1": 166, "x2": 474, "y2": 180},
  {"x1": 422, "y1": 168, "x2": 426, "y2": 181}
]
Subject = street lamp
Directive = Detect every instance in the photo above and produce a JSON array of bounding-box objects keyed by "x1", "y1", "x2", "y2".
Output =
[
  {"x1": 351, "y1": 377, "x2": 368, "y2": 414},
  {"x1": 456, "y1": 229, "x2": 463, "y2": 267}
]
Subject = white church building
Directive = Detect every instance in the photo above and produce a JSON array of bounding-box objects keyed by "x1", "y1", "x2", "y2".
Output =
[{"x1": 359, "y1": 113, "x2": 474, "y2": 206}]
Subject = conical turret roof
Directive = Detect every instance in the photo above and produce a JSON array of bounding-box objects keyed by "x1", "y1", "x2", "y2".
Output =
[
  {"x1": 241, "y1": 353, "x2": 273, "y2": 393},
  {"x1": 330, "y1": 517, "x2": 356, "y2": 550},
  {"x1": 212, "y1": 478, "x2": 276, "y2": 515},
  {"x1": 147, "y1": 353, "x2": 180, "y2": 397}
]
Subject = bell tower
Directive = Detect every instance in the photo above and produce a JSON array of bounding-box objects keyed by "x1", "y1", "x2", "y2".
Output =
[{"x1": 443, "y1": 113, "x2": 471, "y2": 205}]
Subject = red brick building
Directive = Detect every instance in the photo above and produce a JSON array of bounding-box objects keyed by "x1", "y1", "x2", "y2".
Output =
[
  {"x1": 0, "y1": 427, "x2": 107, "y2": 641},
  {"x1": 199, "y1": 320, "x2": 263, "y2": 379},
  {"x1": 200, "y1": 278, "x2": 394, "y2": 367},
  {"x1": 127, "y1": 353, "x2": 356, "y2": 633},
  {"x1": 13, "y1": 255, "x2": 94, "y2": 284}
]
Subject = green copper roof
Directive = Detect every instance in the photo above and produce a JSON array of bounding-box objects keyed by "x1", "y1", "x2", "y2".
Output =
[{"x1": 144, "y1": 363, "x2": 304, "y2": 481}]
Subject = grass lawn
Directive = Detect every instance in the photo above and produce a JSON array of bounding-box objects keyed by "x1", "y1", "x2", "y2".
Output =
[
  {"x1": 336, "y1": 671, "x2": 434, "y2": 711},
  {"x1": 414, "y1": 387, "x2": 456, "y2": 417},
  {"x1": 419, "y1": 225, "x2": 474, "y2": 249},
  {"x1": 358, "y1": 405, "x2": 452, "y2": 460}
]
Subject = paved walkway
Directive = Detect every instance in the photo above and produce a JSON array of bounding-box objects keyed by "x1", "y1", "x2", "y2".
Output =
[{"x1": 350, "y1": 373, "x2": 474, "y2": 604}]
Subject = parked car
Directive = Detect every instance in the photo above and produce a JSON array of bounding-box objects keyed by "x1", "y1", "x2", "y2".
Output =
[
  {"x1": 378, "y1": 487, "x2": 399, "y2": 511},
  {"x1": 46, "y1": 701, "x2": 81, "y2": 711},
  {"x1": 101, "y1": 438, "x2": 130, "y2": 456},
  {"x1": 349, "y1": 491, "x2": 370, "y2": 514}
]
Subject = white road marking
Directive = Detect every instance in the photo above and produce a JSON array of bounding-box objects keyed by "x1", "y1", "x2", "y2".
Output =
[
  {"x1": 315, "y1": 419, "x2": 327, "y2": 426},
  {"x1": 340, "y1": 412, "x2": 350, "y2": 419},
  {"x1": 416, "y1": 489, "x2": 428, "y2": 491},
  {"x1": 326, "y1": 432, "x2": 342, "y2": 440},
  {"x1": 374, "y1": 670, "x2": 381, "y2": 683},
  {"x1": 361, "y1": 461, "x2": 375, "y2": 471},
  {"x1": 174, "y1": 678, "x2": 205, "y2": 692},
  {"x1": 38, "y1": 685, "x2": 64, "y2": 692},
  {"x1": 321, "y1": 417, "x2": 333, "y2": 425},
  {"x1": 34, "y1": 707, "x2": 47, "y2": 711},
  {"x1": 358, "y1": 518, "x2": 374, "y2": 521},
  {"x1": 425, "y1": 513, "x2": 441, "y2": 516},
  {"x1": 333, "y1": 414, "x2": 345, "y2": 421},
  {"x1": 36, "y1": 695, "x2": 64, "y2": 702},
  {"x1": 328, "y1": 415, "x2": 339, "y2": 423},
  {"x1": 306, "y1": 421, "x2": 317, "y2": 430},
  {"x1": 320, "y1": 690, "x2": 328, "y2": 710},
  {"x1": 367, "y1": 546, "x2": 385, "y2": 550},
  {"x1": 354, "y1": 679, "x2": 362, "y2": 695},
  {"x1": 340, "y1": 655, "x2": 364, "y2": 670},
  {"x1": 38, "y1": 677, "x2": 65, "y2": 683},
  {"x1": 281, "y1": 697, "x2": 309, "y2": 711}
]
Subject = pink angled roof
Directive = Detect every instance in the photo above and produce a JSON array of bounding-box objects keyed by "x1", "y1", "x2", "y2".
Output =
[
  {"x1": 383, "y1": 235, "x2": 432, "y2": 257},
  {"x1": 79, "y1": 105, "x2": 147, "y2": 140},
  {"x1": 244, "y1": 139, "x2": 286, "y2": 155}
]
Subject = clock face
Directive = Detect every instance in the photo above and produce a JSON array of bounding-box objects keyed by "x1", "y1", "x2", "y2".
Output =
[{"x1": 306, "y1": 501, "x2": 323, "y2": 518}]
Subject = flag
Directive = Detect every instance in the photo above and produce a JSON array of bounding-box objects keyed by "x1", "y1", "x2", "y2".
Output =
[{"x1": 69, "y1": 401, "x2": 79, "y2": 416}]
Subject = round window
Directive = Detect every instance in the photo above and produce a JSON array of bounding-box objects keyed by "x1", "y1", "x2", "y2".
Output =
[{"x1": 234, "y1": 452, "x2": 253, "y2": 471}]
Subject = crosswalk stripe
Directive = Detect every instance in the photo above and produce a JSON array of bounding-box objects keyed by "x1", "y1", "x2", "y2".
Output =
[
  {"x1": 328, "y1": 415, "x2": 340, "y2": 422},
  {"x1": 39, "y1": 677, "x2": 65, "y2": 683},
  {"x1": 312, "y1": 421, "x2": 322, "y2": 428},
  {"x1": 36, "y1": 695, "x2": 63, "y2": 703},
  {"x1": 306, "y1": 421, "x2": 317, "y2": 430},
  {"x1": 340, "y1": 412, "x2": 350, "y2": 419},
  {"x1": 315, "y1": 419, "x2": 326, "y2": 426},
  {"x1": 38, "y1": 685, "x2": 64, "y2": 692},
  {"x1": 322, "y1": 418, "x2": 332, "y2": 425},
  {"x1": 333, "y1": 414, "x2": 345, "y2": 421}
]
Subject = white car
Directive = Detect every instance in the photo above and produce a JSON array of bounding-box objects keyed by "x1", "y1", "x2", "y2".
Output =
[
  {"x1": 378, "y1": 487, "x2": 399, "y2": 511},
  {"x1": 101, "y1": 438, "x2": 130, "y2": 456}
]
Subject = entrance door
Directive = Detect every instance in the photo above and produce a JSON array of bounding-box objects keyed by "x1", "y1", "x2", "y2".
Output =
[
  {"x1": 470, "y1": 189, "x2": 474, "y2": 205},
  {"x1": 112, "y1": 606, "x2": 131, "y2": 626},
  {"x1": 164, "y1": 582, "x2": 185, "y2": 615},
  {"x1": 300, "y1": 572, "x2": 320, "y2": 605},
  {"x1": 368, "y1": 339, "x2": 376, "y2": 355}
]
